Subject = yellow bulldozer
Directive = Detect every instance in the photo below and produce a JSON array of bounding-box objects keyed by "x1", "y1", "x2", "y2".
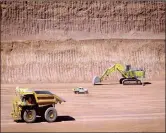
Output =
[
  {"x1": 92, "y1": 63, "x2": 145, "y2": 85},
  {"x1": 11, "y1": 87, "x2": 66, "y2": 123}
]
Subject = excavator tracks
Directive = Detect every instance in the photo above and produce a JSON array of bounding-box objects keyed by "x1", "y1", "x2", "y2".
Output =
[{"x1": 122, "y1": 78, "x2": 142, "y2": 85}]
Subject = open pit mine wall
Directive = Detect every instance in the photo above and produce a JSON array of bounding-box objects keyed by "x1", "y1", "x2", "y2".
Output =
[
  {"x1": 0, "y1": 0, "x2": 165, "y2": 83},
  {"x1": 1, "y1": 39, "x2": 165, "y2": 83},
  {"x1": 0, "y1": 0, "x2": 165, "y2": 40}
]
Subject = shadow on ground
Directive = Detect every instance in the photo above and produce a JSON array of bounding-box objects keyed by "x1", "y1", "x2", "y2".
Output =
[
  {"x1": 143, "y1": 82, "x2": 152, "y2": 85},
  {"x1": 56, "y1": 116, "x2": 75, "y2": 122},
  {"x1": 94, "y1": 82, "x2": 152, "y2": 86},
  {"x1": 16, "y1": 115, "x2": 75, "y2": 123},
  {"x1": 94, "y1": 83, "x2": 120, "y2": 85}
]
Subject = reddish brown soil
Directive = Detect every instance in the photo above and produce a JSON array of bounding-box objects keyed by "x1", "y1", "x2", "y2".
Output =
[
  {"x1": 1, "y1": 81, "x2": 165, "y2": 132},
  {"x1": 0, "y1": 0, "x2": 165, "y2": 132}
]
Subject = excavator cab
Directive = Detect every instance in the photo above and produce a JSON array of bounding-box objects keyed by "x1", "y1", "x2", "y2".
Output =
[{"x1": 125, "y1": 65, "x2": 131, "y2": 71}]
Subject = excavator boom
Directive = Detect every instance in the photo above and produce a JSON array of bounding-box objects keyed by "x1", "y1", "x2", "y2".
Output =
[
  {"x1": 93, "y1": 63, "x2": 127, "y2": 84},
  {"x1": 92, "y1": 63, "x2": 145, "y2": 85},
  {"x1": 100, "y1": 63, "x2": 128, "y2": 81}
]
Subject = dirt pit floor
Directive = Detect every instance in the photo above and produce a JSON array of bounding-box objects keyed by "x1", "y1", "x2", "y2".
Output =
[{"x1": 1, "y1": 80, "x2": 165, "y2": 132}]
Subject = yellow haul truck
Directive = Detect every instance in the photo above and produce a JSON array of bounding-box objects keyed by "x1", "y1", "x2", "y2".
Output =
[{"x1": 11, "y1": 87, "x2": 66, "y2": 123}]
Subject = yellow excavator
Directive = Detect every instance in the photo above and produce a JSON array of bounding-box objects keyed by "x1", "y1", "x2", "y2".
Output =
[{"x1": 92, "y1": 63, "x2": 145, "y2": 85}]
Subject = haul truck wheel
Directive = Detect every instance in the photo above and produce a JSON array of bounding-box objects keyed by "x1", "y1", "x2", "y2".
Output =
[
  {"x1": 23, "y1": 109, "x2": 36, "y2": 123},
  {"x1": 44, "y1": 107, "x2": 57, "y2": 122}
]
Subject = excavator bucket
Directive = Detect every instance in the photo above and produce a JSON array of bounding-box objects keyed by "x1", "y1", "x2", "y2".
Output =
[{"x1": 92, "y1": 76, "x2": 101, "y2": 85}]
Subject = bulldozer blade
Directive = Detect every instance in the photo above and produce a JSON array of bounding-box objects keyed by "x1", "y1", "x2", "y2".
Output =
[{"x1": 92, "y1": 76, "x2": 101, "y2": 85}]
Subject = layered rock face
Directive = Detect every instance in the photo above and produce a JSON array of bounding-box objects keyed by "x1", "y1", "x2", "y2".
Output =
[
  {"x1": 0, "y1": 0, "x2": 165, "y2": 83},
  {"x1": 1, "y1": 0, "x2": 165, "y2": 40}
]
